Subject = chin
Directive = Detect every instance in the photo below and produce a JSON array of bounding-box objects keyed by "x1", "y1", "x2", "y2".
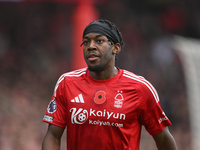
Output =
[{"x1": 88, "y1": 65, "x2": 103, "y2": 72}]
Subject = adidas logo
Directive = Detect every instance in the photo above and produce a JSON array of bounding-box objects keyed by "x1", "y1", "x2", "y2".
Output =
[{"x1": 71, "y1": 94, "x2": 85, "y2": 103}]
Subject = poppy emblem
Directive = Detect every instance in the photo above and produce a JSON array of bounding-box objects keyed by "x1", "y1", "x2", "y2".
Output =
[{"x1": 94, "y1": 90, "x2": 106, "y2": 104}]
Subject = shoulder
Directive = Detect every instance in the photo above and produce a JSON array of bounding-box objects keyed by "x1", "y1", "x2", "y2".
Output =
[
  {"x1": 122, "y1": 69, "x2": 149, "y2": 88},
  {"x1": 58, "y1": 67, "x2": 87, "y2": 83},
  {"x1": 122, "y1": 69, "x2": 145, "y2": 82},
  {"x1": 52, "y1": 68, "x2": 87, "y2": 97},
  {"x1": 122, "y1": 69, "x2": 159, "y2": 103}
]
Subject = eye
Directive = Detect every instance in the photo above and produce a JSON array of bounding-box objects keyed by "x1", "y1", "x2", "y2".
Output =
[
  {"x1": 96, "y1": 39, "x2": 104, "y2": 44},
  {"x1": 82, "y1": 40, "x2": 90, "y2": 46}
]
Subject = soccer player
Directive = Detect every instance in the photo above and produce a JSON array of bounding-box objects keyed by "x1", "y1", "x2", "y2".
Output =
[{"x1": 42, "y1": 20, "x2": 178, "y2": 150}]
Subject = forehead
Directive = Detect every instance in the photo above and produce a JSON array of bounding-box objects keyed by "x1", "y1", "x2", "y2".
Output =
[{"x1": 83, "y1": 33, "x2": 108, "y2": 39}]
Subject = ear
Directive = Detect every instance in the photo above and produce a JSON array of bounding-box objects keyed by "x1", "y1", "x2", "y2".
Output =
[{"x1": 112, "y1": 43, "x2": 121, "y2": 54}]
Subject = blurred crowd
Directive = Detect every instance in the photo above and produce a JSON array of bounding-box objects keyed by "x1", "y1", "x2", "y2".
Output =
[{"x1": 1, "y1": 0, "x2": 199, "y2": 149}]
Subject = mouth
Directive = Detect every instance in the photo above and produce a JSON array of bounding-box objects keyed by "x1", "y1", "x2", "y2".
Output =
[{"x1": 87, "y1": 53, "x2": 100, "y2": 62}]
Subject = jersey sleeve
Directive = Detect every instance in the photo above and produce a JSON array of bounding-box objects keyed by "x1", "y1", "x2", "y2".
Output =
[
  {"x1": 137, "y1": 79, "x2": 172, "y2": 135},
  {"x1": 43, "y1": 75, "x2": 67, "y2": 128}
]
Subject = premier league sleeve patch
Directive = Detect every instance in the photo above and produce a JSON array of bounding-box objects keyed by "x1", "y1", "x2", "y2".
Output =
[{"x1": 47, "y1": 99, "x2": 57, "y2": 113}]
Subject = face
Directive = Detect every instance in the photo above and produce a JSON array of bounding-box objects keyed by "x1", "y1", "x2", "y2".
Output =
[{"x1": 82, "y1": 33, "x2": 118, "y2": 72}]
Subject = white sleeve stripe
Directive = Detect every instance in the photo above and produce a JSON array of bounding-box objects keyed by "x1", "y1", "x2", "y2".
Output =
[
  {"x1": 123, "y1": 73, "x2": 160, "y2": 103},
  {"x1": 54, "y1": 77, "x2": 64, "y2": 97},
  {"x1": 64, "y1": 72, "x2": 86, "y2": 77}
]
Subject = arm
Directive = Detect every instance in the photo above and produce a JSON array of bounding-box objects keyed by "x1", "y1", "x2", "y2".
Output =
[
  {"x1": 153, "y1": 127, "x2": 178, "y2": 150},
  {"x1": 42, "y1": 124, "x2": 65, "y2": 150}
]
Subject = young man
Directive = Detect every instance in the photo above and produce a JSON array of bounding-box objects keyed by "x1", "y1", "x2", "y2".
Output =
[{"x1": 42, "y1": 20, "x2": 178, "y2": 150}]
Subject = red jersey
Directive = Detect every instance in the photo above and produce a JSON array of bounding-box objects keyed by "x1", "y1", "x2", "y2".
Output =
[{"x1": 43, "y1": 68, "x2": 171, "y2": 150}]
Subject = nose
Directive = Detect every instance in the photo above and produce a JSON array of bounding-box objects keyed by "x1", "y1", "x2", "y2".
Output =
[{"x1": 88, "y1": 40, "x2": 97, "y2": 50}]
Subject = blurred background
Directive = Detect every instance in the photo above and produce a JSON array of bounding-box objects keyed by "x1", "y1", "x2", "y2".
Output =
[{"x1": 1, "y1": 0, "x2": 200, "y2": 149}]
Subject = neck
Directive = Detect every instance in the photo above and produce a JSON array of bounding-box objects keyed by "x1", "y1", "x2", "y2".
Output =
[{"x1": 89, "y1": 67, "x2": 118, "y2": 80}]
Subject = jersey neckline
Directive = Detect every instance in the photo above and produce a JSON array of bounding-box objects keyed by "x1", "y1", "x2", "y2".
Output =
[{"x1": 85, "y1": 67, "x2": 123, "y2": 85}]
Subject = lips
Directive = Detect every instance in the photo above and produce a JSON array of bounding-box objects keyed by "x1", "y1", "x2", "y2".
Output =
[{"x1": 87, "y1": 53, "x2": 100, "y2": 61}]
